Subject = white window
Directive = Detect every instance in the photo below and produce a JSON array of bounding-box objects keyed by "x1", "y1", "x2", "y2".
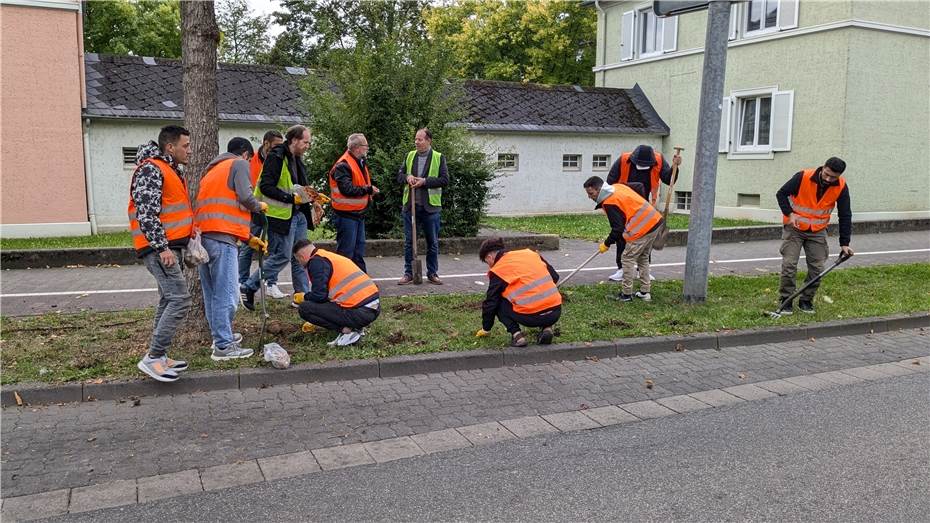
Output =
[
  {"x1": 639, "y1": 8, "x2": 663, "y2": 57},
  {"x1": 122, "y1": 147, "x2": 137, "y2": 166},
  {"x1": 745, "y1": 0, "x2": 778, "y2": 34},
  {"x1": 592, "y1": 154, "x2": 611, "y2": 170},
  {"x1": 730, "y1": 0, "x2": 799, "y2": 40},
  {"x1": 497, "y1": 153, "x2": 518, "y2": 170},
  {"x1": 562, "y1": 154, "x2": 581, "y2": 171},
  {"x1": 675, "y1": 191, "x2": 692, "y2": 211},
  {"x1": 719, "y1": 87, "x2": 794, "y2": 156},
  {"x1": 621, "y1": 9, "x2": 677, "y2": 61},
  {"x1": 737, "y1": 95, "x2": 772, "y2": 151}
]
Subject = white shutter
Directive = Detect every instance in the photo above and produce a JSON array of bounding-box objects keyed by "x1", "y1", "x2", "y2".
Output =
[
  {"x1": 621, "y1": 10, "x2": 635, "y2": 61},
  {"x1": 777, "y1": 0, "x2": 799, "y2": 30},
  {"x1": 662, "y1": 16, "x2": 678, "y2": 53},
  {"x1": 771, "y1": 90, "x2": 794, "y2": 151},
  {"x1": 728, "y1": 3, "x2": 739, "y2": 40},
  {"x1": 719, "y1": 97, "x2": 733, "y2": 153}
]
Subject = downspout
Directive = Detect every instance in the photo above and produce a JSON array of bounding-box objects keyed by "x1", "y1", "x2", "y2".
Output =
[
  {"x1": 594, "y1": 0, "x2": 607, "y2": 87},
  {"x1": 82, "y1": 117, "x2": 98, "y2": 234}
]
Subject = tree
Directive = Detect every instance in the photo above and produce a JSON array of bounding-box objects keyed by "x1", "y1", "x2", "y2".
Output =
[
  {"x1": 216, "y1": 0, "x2": 271, "y2": 64},
  {"x1": 424, "y1": 0, "x2": 597, "y2": 86},
  {"x1": 84, "y1": 0, "x2": 182, "y2": 58}
]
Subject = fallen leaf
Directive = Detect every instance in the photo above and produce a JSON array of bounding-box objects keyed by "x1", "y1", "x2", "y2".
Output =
[
  {"x1": 86, "y1": 437, "x2": 96, "y2": 442},
  {"x1": 585, "y1": 356, "x2": 600, "y2": 362},
  {"x1": 675, "y1": 343, "x2": 684, "y2": 352},
  {"x1": 822, "y1": 295, "x2": 834, "y2": 304},
  {"x1": 14, "y1": 391, "x2": 23, "y2": 407},
  {"x1": 809, "y1": 337, "x2": 816, "y2": 342},
  {"x1": 913, "y1": 360, "x2": 922, "y2": 366},
  {"x1": 645, "y1": 379, "x2": 654, "y2": 389}
]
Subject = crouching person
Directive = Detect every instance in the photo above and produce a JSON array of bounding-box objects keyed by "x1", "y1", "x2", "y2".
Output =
[
  {"x1": 291, "y1": 239, "x2": 380, "y2": 346},
  {"x1": 475, "y1": 238, "x2": 562, "y2": 347}
]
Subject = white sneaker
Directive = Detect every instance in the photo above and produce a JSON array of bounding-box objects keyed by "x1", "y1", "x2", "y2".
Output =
[
  {"x1": 266, "y1": 284, "x2": 288, "y2": 299},
  {"x1": 634, "y1": 291, "x2": 652, "y2": 302},
  {"x1": 608, "y1": 269, "x2": 623, "y2": 281},
  {"x1": 337, "y1": 331, "x2": 362, "y2": 346},
  {"x1": 649, "y1": 274, "x2": 656, "y2": 281}
]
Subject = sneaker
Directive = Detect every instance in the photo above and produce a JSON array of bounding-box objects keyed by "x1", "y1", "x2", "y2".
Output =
[
  {"x1": 291, "y1": 300, "x2": 301, "y2": 309},
  {"x1": 327, "y1": 334, "x2": 344, "y2": 346},
  {"x1": 537, "y1": 327, "x2": 554, "y2": 345},
  {"x1": 337, "y1": 330, "x2": 362, "y2": 346},
  {"x1": 209, "y1": 333, "x2": 244, "y2": 351},
  {"x1": 137, "y1": 355, "x2": 180, "y2": 383},
  {"x1": 266, "y1": 284, "x2": 288, "y2": 299},
  {"x1": 777, "y1": 301, "x2": 794, "y2": 315},
  {"x1": 617, "y1": 293, "x2": 633, "y2": 302},
  {"x1": 634, "y1": 291, "x2": 652, "y2": 302},
  {"x1": 242, "y1": 287, "x2": 256, "y2": 311},
  {"x1": 511, "y1": 331, "x2": 528, "y2": 347},
  {"x1": 397, "y1": 274, "x2": 414, "y2": 286},
  {"x1": 608, "y1": 269, "x2": 623, "y2": 282},
  {"x1": 798, "y1": 301, "x2": 815, "y2": 314},
  {"x1": 211, "y1": 342, "x2": 254, "y2": 361},
  {"x1": 165, "y1": 357, "x2": 188, "y2": 372}
]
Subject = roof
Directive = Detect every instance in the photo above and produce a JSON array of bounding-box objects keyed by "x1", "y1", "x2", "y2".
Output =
[
  {"x1": 83, "y1": 53, "x2": 308, "y2": 124},
  {"x1": 459, "y1": 80, "x2": 669, "y2": 135}
]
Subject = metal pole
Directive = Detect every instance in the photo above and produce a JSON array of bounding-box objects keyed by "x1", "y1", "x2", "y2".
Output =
[{"x1": 683, "y1": 0, "x2": 731, "y2": 303}]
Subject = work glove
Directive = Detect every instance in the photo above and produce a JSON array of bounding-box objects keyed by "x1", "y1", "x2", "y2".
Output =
[
  {"x1": 475, "y1": 328, "x2": 490, "y2": 338},
  {"x1": 598, "y1": 243, "x2": 609, "y2": 254},
  {"x1": 258, "y1": 201, "x2": 269, "y2": 213},
  {"x1": 248, "y1": 236, "x2": 268, "y2": 254},
  {"x1": 293, "y1": 192, "x2": 305, "y2": 205},
  {"x1": 301, "y1": 322, "x2": 317, "y2": 333},
  {"x1": 293, "y1": 292, "x2": 305, "y2": 304}
]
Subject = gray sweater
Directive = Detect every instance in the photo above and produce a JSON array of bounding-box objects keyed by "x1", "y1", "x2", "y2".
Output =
[{"x1": 202, "y1": 152, "x2": 263, "y2": 246}]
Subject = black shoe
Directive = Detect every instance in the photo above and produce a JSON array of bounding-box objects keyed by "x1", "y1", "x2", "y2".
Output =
[
  {"x1": 537, "y1": 327, "x2": 554, "y2": 345},
  {"x1": 617, "y1": 293, "x2": 633, "y2": 302},
  {"x1": 242, "y1": 287, "x2": 256, "y2": 311},
  {"x1": 798, "y1": 301, "x2": 815, "y2": 314}
]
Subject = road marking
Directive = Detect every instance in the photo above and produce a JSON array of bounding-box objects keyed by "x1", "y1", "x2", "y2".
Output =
[{"x1": 1, "y1": 248, "x2": 927, "y2": 298}]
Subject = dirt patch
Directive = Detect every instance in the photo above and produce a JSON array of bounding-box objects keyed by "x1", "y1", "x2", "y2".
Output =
[
  {"x1": 589, "y1": 318, "x2": 633, "y2": 330},
  {"x1": 386, "y1": 331, "x2": 409, "y2": 344},
  {"x1": 391, "y1": 303, "x2": 426, "y2": 314},
  {"x1": 455, "y1": 301, "x2": 484, "y2": 311},
  {"x1": 265, "y1": 320, "x2": 299, "y2": 335}
]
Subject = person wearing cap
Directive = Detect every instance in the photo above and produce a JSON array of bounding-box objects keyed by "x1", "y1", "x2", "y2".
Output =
[{"x1": 605, "y1": 144, "x2": 681, "y2": 282}]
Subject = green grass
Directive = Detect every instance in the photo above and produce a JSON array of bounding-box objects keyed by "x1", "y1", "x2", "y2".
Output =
[
  {"x1": 483, "y1": 214, "x2": 771, "y2": 242},
  {"x1": 0, "y1": 228, "x2": 334, "y2": 251},
  {"x1": 2, "y1": 263, "x2": 927, "y2": 385}
]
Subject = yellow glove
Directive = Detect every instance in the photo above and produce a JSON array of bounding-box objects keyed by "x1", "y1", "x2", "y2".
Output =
[
  {"x1": 301, "y1": 321, "x2": 316, "y2": 333},
  {"x1": 598, "y1": 243, "x2": 609, "y2": 254},
  {"x1": 248, "y1": 236, "x2": 268, "y2": 254},
  {"x1": 258, "y1": 201, "x2": 269, "y2": 213},
  {"x1": 293, "y1": 193, "x2": 304, "y2": 205},
  {"x1": 475, "y1": 328, "x2": 490, "y2": 338},
  {"x1": 293, "y1": 292, "x2": 305, "y2": 304}
]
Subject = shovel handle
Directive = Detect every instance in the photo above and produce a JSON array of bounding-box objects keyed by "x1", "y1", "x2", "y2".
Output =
[{"x1": 557, "y1": 251, "x2": 601, "y2": 288}]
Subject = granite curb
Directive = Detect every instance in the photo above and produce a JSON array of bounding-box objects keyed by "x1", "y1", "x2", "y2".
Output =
[{"x1": 2, "y1": 312, "x2": 927, "y2": 407}]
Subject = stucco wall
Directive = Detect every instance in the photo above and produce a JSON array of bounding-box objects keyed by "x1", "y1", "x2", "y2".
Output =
[
  {"x1": 0, "y1": 3, "x2": 87, "y2": 228},
  {"x1": 87, "y1": 120, "x2": 283, "y2": 230},
  {"x1": 470, "y1": 132, "x2": 664, "y2": 216}
]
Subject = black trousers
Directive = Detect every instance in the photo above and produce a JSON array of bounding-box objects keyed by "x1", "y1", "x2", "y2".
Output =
[
  {"x1": 496, "y1": 301, "x2": 561, "y2": 334},
  {"x1": 298, "y1": 301, "x2": 379, "y2": 332}
]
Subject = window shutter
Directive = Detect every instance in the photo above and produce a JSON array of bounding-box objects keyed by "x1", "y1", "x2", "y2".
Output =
[
  {"x1": 621, "y1": 10, "x2": 635, "y2": 61},
  {"x1": 771, "y1": 90, "x2": 794, "y2": 151},
  {"x1": 662, "y1": 16, "x2": 678, "y2": 53},
  {"x1": 719, "y1": 97, "x2": 732, "y2": 153},
  {"x1": 728, "y1": 3, "x2": 738, "y2": 40},
  {"x1": 777, "y1": 0, "x2": 799, "y2": 30}
]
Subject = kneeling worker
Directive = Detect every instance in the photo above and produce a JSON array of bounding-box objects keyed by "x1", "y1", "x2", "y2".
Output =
[
  {"x1": 291, "y1": 239, "x2": 380, "y2": 346},
  {"x1": 475, "y1": 238, "x2": 562, "y2": 347}
]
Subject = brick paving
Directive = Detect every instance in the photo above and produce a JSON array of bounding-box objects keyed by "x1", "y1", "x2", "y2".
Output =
[{"x1": 1, "y1": 328, "x2": 927, "y2": 499}]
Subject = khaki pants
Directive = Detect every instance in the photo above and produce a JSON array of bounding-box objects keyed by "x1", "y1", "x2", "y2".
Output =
[
  {"x1": 779, "y1": 225, "x2": 829, "y2": 304},
  {"x1": 621, "y1": 226, "x2": 660, "y2": 295}
]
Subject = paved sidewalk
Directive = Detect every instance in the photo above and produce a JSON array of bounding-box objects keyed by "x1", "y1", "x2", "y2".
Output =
[{"x1": 1, "y1": 328, "x2": 926, "y2": 504}]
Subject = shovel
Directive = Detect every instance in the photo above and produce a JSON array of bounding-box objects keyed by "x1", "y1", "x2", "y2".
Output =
[
  {"x1": 257, "y1": 215, "x2": 290, "y2": 369},
  {"x1": 766, "y1": 251, "x2": 853, "y2": 319},
  {"x1": 410, "y1": 185, "x2": 423, "y2": 284},
  {"x1": 652, "y1": 146, "x2": 684, "y2": 251},
  {"x1": 557, "y1": 250, "x2": 601, "y2": 288}
]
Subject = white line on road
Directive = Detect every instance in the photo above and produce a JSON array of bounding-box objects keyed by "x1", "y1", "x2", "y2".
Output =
[{"x1": 2, "y1": 248, "x2": 927, "y2": 298}]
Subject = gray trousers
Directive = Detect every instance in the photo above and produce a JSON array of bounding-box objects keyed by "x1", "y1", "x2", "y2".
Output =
[
  {"x1": 779, "y1": 225, "x2": 829, "y2": 304},
  {"x1": 142, "y1": 249, "x2": 192, "y2": 358}
]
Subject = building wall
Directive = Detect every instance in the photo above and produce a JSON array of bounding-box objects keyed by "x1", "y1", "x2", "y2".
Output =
[
  {"x1": 470, "y1": 132, "x2": 664, "y2": 215},
  {"x1": 0, "y1": 1, "x2": 88, "y2": 236},
  {"x1": 87, "y1": 120, "x2": 282, "y2": 231}
]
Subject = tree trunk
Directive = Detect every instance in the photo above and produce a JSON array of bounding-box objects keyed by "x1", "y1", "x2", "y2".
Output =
[{"x1": 181, "y1": 0, "x2": 220, "y2": 338}]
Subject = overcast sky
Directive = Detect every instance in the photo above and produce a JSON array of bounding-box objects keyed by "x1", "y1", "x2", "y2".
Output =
[{"x1": 245, "y1": 0, "x2": 284, "y2": 37}]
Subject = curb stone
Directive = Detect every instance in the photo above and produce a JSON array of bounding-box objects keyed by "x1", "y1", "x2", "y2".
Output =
[{"x1": 2, "y1": 312, "x2": 927, "y2": 407}]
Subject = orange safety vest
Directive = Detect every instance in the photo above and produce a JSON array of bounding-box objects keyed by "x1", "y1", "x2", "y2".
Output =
[
  {"x1": 248, "y1": 151, "x2": 263, "y2": 187},
  {"x1": 601, "y1": 183, "x2": 663, "y2": 242},
  {"x1": 314, "y1": 249, "x2": 379, "y2": 308},
  {"x1": 619, "y1": 151, "x2": 664, "y2": 205},
  {"x1": 128, "y1": 158, "x2": 193, "y2": 252},
  {"x1": 784, "y1": 168, "x2": 846, "y2": 232},
  {"x1": 328, "y1": 151, "x2": 371, "y2": 212},
  {"x1": 489, "y1": 249, "x2": 562, "y2": 315},
  {"x1": 193, "y1": 158, "x2": 252, "y2": 241}
]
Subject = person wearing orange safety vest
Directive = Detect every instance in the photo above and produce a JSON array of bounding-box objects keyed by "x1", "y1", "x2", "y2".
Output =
[
  {"x1": 584, "y1": 176, "x2": 664, "y2": 302},
  {"x1": 128, "y1": 125, "x2": 194, "y2": 383},
  {"x1": 475, "y1": 238, "x2": 562, "y2": 347},
  {"x1": 291, "y1": 239, "x2": 381, "y2": 347},
  {"x1": 605, "y1": 144, "x2": 681, "y2": 283},
  {"x1": 195, "y1": 137, "x2": 271, "y2": 362},
  {"x1": 775, "y1": 157, "x2": 853, "y2": 314},
  {"x1": 328, "y1": 133, "x2": 379, "y2": 273},
  {"x1": 238, "y1": 130, "x2": 284, "y2": 286}
]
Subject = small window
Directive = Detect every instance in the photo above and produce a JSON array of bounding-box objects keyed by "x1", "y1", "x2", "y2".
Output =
[
  {"x1": 639, "y1": 8, "x2": 663, "y2": 57},
  {"x1": 737, "y1": 193, "x2": 761, "y2": 207},
  {"x1": 675, "y1": 191, "x2": 692, "y2": 211},
  {"x1": 745, "y1": 0, "x2": 778, "y2": 34},
  {"x1": 562, "y1": 154, "x2": 581, "y2": 171},
  {"x1": 592, "y1": 154, "x2": 611, "y2": 171},
  {"x1": 497, "y1": 153, "x2": 518, "y2": 170},
  {"x1": 737, "y1": 95, "x2": 772, "y2": 151},
  {"x1": 122, "y1": 147, "x2": 137, "y2": 165}
]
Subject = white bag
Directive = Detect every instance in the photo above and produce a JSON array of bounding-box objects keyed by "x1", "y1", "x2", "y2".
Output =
[
  {"x1": 263, "y1": 342, "x2": 291, "y2": 369},
  {"x1": 183, "y1": 229, "x2": 210, "y2": 268}
]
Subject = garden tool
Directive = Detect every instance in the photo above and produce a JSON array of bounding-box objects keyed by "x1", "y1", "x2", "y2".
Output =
[
  {"x1": 257, "y1": 215, "x2": 290, "y2": 369},
  {"x1": 410, "y1": 185, "x2": 423, "y2": 284},
  {"x1": 557, "y1": 250, "x2": 601, "y2": 288},
  {"x1": 766, "y1": 251, "x2": 853, "y2": 319},
  {"x1": 652, "y1": 146, "x2": 684, "y2": 251}
]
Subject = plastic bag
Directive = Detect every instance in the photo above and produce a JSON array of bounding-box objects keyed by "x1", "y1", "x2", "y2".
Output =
[
  {"x1": 263, "y1": 342, "x2": 291, "y2": 369},
  {"x1": 183, "y1": 229, "x2": 210, "y2": 268}
]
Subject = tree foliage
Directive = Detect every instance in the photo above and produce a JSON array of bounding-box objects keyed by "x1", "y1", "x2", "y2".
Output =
[
  {"x1": 424, "y1": 0, "x2": 597, "y2": 85},
  {"x1": 216, "y1": 0, "x2": 271, "y2": 64},
  {"x1": 84, "y1": 0, "x2": 182, "y2": 58}
]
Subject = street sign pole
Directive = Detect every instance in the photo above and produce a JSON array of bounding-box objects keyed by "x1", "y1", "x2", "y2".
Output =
[{"x1": 682, "y1": 0, "x2": 731, "y2": 303}]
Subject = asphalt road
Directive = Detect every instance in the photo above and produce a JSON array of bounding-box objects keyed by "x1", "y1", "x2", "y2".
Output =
[
  {"x1": 50, "y1": 373, "x2": 930, "y2": 522},
  {"x1": 2, "y1": 230, "x2": 928, "y2": 316}
]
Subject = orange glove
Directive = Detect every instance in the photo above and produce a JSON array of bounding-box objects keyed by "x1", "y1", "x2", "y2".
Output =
[
  {"x1": 248, "y1": 236, "x2": 268, "y2": 254},
  {"x1": 293, "y1": 292, "x2": 305, "y2": 304},
  {"x1": 258, "y1": 202, "x2": 269, "y2": 213}
]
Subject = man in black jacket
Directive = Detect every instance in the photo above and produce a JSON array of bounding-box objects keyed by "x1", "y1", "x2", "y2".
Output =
[{"x1": 328, "y1": 133, "x2": 379, "y2": 273}]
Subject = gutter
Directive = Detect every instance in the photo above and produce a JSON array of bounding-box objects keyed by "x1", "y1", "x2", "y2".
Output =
[{"x1": 82, "y1": 117, "x2": 98, "y2": 234}]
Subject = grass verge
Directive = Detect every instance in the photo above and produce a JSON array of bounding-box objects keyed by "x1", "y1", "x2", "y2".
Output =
[
  {"x1": 483, "y1": 214, "x2": 770, "y2": 242},
  {"x1": 1, "y1": 263, "x2": 927, "y2": 385},
  {"x1": 0, "y1": 228, "x2": 334, "y2": 251}
]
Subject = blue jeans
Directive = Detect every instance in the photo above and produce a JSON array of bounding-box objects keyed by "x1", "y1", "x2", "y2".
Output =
[
  {"x1": 333, "y1": 213, "x2": 367, "y2": 273},
  {"x1": 237, "y1": 220, "x2": 266, "y2": 285},
  {"x1": 199, "y1": 238, "x2": 239, "y2": 349},
  {"x1": 244, "y1": 212, "x2": 310, "y2": 294},
  {"x1": 403, "y1": 207, "x2": 440, "y2": 277}
]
